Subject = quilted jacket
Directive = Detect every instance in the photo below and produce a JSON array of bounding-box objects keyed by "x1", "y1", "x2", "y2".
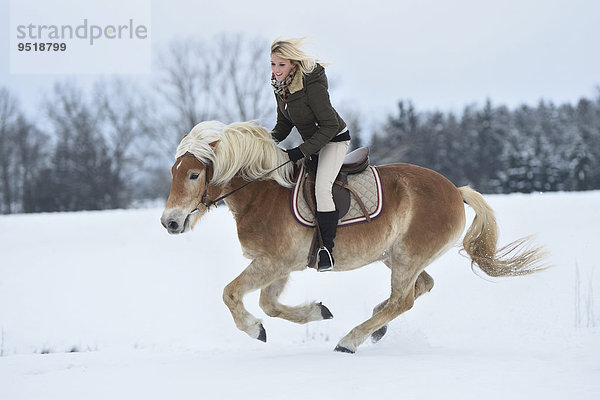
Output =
[{"x1": 271, "y1": 64, "x2": 348, "y2": 156}]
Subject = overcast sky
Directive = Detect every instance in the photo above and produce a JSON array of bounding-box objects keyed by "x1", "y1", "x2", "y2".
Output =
[{"x1": 2, "y1": 0, "x2": 599, "y2": 124}]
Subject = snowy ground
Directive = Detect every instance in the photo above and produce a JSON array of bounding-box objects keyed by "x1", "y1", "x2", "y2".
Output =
[{"x1": 1, "y1": 191, "x2": 599, "y2": 399}]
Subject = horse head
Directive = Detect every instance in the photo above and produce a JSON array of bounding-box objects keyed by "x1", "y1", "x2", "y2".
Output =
[
  {"x1": 160, "y1": 152, "x2": 222, "y2": 234},
  {"x1": 160, "y1": 120, "x2": 295, "y2": 234}
]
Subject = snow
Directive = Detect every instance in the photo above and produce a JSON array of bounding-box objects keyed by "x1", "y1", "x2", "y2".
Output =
[{"x1": 1, "y1": 191, "x2": 599, "y2": 399}]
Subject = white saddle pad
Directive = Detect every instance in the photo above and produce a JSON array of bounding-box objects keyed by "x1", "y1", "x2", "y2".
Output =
[{"x1": 291, "y1": 164, "x2": 384, "y2": 227}]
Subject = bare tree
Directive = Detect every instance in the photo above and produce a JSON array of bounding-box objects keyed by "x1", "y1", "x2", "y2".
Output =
[
  {"x1": 336, "y1": 103, "x2": 365, "y2": 151},
  {"x1": 95, "y1": 78, "x2": 172, "y2": 200},
  {"x1": 156, "y1": 38, "x2": 217, "y2": 142},
  {"x1": 14, "y1": 115, "x2": 48, "y2": 213},
  {"x1": 154, "y1": 34, "x2": 274, "y2": 154},
  {"x1": 0, "y1": 87, "x2": 51, "y2": 213},
  {"x1": 210, "y1": 33, "x2": 272, "y2": 122},
  {"x1": 41, "y1": 82, "x2": 120, "y2": 211},
  {"x1": 0, "y1": 88, "x2": 21, "y2": 213}
]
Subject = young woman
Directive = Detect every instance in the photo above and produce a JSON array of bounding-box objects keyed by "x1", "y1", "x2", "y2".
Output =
[{"x1": 270, "y1": 38, "x2": 351, "y2": 272}]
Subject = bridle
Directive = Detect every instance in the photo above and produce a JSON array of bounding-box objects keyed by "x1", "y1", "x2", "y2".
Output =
[
  {"x1": 193, "y1": 157, "x2": 215, "y2": 214},
  {"x1": 177, "y1": 154, "x2": 292, "y2": 216}
]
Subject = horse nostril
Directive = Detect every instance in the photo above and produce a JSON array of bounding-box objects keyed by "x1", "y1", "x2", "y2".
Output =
[{"x1": 168, "y1": 220, "x2": 179, "y2": 231}]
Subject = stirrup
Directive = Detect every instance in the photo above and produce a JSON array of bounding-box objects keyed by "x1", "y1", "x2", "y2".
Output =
[{"x1": 317, "y1": 247, "x2": 334, "y2": 272}]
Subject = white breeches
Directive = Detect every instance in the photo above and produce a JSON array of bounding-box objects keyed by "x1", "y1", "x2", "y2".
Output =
[{"x1": 315, "y1": 140, "x2": 350, "y2": 212}]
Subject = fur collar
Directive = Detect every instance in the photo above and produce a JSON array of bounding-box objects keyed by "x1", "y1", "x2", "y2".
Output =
[
  {"x1": 289, "y1": 64, "x2": 325, "y2": 95},
  {"x1": 288, "y1": 70, "x2": 304, "y2": 94}
]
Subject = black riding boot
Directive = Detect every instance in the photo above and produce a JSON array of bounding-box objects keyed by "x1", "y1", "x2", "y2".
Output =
[{"x1": 317, "y1": 210, "x2": 339, "y2": 272}]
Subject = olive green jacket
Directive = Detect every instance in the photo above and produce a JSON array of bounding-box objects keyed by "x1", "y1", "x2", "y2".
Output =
[{"x1": 271, "y1": 64, "x2": 347, "y2": 156}]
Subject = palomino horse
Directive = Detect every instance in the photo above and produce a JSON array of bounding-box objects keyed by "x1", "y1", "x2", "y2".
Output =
[{"x1": 161, "y1": 120, "x2": 546, "y2": 353}]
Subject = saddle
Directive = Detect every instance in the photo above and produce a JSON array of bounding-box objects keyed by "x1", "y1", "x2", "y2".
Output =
[
  {"x1": 302, "y1": 147, "x2": 372, "y2": 268},
  {"x1": 303, "y1": 147, "x2": 371, "y2": 220}
]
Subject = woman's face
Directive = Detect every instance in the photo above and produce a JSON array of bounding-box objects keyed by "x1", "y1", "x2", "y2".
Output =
[{"x1": 271, "y1": 54, "x2": 296, "y2": 82}]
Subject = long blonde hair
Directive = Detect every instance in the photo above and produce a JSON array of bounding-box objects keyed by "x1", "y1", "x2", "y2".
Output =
[{"x1": 271, "y1": 37, "x2": 324, "y2": 75}]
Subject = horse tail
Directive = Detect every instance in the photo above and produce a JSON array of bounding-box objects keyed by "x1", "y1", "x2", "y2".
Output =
[{"x1": 458, "y1": 186, "x2": 548, "y2": 277}]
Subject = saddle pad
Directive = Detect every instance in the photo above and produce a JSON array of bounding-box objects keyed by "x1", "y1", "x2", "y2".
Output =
[{"x1": 291, "y1": 164, "x2": 384, "y2": 227}]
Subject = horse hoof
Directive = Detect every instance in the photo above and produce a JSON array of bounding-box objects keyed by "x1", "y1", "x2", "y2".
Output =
[
  {"x1": 257, "y1": 324, "x2": 267, "y2": 342},
  {"x1": 371, "y1": 325, "x2": 388, "y2": 343},
  {"x1": 319, "y1": 302, "x2": 334, "y2": 320},
  {"x1": 334, "y1": 345, "x2": 355, "y2": 354}
]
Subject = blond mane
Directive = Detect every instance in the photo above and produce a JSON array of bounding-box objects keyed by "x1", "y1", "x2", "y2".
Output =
[{"x1": 175, "y1": 120, "x2": 295, "y2": 188}]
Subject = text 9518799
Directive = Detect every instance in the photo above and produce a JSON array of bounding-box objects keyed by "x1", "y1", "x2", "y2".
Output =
[{"x1": 17, "y1": 43, "x2": 67, "y2": 52}]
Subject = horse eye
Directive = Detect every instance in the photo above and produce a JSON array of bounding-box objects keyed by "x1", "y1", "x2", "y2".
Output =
[{"x1": 190, "y1": 173, "x2": 200, "y2": 180}]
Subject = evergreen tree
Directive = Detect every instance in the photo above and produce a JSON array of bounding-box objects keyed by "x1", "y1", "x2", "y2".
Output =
[{"x1": 371, "y1": 94, "x2": 600, "y2": 194}]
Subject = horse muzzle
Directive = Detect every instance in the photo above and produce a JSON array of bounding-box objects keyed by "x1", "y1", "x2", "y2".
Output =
[{"x1": 161, "y1": 208, "x2": 193, "y2": 234}]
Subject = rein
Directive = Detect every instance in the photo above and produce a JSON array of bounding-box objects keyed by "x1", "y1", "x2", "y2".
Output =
[{"x1": 184, "y1": 155, "x2": 292, "y2": 216}]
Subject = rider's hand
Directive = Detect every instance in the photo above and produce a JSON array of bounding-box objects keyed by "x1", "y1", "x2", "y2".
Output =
[{"x1": 285, "y1": 147, "x2": 305, "y2": 163}]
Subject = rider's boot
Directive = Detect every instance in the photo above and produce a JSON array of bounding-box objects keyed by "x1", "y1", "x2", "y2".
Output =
[{"x1": 317, "y1": 210, "x2": 338, "y2": 272}]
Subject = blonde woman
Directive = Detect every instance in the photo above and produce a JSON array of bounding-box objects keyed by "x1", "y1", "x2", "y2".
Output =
[{"x1": 270, "y1": 38, "x2": 351, "y2": 272}]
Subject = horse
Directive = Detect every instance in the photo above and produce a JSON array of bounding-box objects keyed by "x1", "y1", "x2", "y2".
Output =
[{"x1": 160, "y1": 120, "x2": 547, "y2": 354}]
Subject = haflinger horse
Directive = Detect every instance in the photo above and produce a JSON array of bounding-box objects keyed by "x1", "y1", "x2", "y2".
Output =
[{"x1": 161, "y1": 120, "x2": 547, "y2": 354}]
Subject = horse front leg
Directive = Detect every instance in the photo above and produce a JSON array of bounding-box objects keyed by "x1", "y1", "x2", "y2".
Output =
[
  {"x1": 259, "y1": 275, "x2": 334, "y2": 324},
  {"x1": 222, "y1": 258, "x2": 288, "y2": 342}
]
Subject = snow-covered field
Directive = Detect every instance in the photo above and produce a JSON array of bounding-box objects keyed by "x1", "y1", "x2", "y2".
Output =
[{"x1": 1, "y1": 191, "x2": 599, "y2": 399}]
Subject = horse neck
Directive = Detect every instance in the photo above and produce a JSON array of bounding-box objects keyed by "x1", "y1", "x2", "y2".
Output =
[{"x1": 222, "y1": 176, "x2": 288, "y2": 221}]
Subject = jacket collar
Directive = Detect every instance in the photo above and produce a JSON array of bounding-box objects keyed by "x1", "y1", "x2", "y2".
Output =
[
  {"x1": 288, "y1": 69, "x2": 303, "y2": 94},
  {"x1": 288, "y1": 64, "x2": 325, "y2": 95}
]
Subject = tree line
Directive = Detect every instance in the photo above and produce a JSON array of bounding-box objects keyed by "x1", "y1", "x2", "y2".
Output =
[
  {"x1": 370, "y1": 95, "x2": 600, "y2": 193},
  {"x1": 1, "y1": 34, "x2": 599, "y2": 214}
]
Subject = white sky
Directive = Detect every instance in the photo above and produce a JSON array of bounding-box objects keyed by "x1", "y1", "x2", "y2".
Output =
[{"x1": 1, "y1": 0, "x2": 599, "y2": 123}]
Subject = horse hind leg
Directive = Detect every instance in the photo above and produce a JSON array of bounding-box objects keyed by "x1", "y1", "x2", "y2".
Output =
[
  {"x1": 334, "y1": 261, "x2": 422, "y2": 353},
  {"x1": 369, "y1": 300, "x2": 390, "y2": 344},
  {"x1": 370, "y1": 270, "x2": 435, "y2": 343},
  {"x1": 259, "y1": 275, "x2": 333, "y2": 324},
  {"x1": 414, "y1": 270, "x2": 434, "y2": 298}
]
